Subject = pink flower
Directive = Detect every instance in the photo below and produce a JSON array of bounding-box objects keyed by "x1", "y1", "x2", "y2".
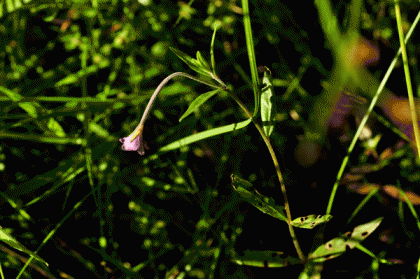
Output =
[
  {"x1": 119, "y1": 72, "x2": 222, "y2": 155},
  {"x1": 119, "y1": 127, "x2": 147, "y2": 155}
]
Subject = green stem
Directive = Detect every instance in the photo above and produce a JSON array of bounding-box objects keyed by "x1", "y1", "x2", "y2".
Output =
[
  {"x1": 133, "y1": 71, "x2": 304, "y2": 260},
  {"x1": 394, "y1": 0, "x2": 420, "y2": 159},
  {"x1": 224, "y1": 88, "x2": 305, "y2": 261},
  {"x1": 129, "y1": 72, "x2": 222, "y2": 140}
]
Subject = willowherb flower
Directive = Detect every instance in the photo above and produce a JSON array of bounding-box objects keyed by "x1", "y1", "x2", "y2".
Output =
[
  {"x1": 119, "y1": 72, "x2": 221, "y2": 155},
  {"x1": 119, "y1": 125, "x2": 146, "y2": 155}
]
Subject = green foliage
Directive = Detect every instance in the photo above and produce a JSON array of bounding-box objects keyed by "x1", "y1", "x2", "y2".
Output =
[
  {"x1": 159, "y1": 118, "x2": 252, "y2": 153},
  {"x1": 231, "y1": 250, "x2": 301, "y2": 268},
  {"x1": 231, "y1": 174, "x2": 287, "y2": 222},
  {"x1": 179, "y1": 89, "x2": 220, "y2": 122},
  {"x1": 170, "y1": 47, "x2": 213, "y2": 77},
  {"x1": 0, "y1": 0, "x2": 418, "y2": 278},
  {"x1": 260, "y1": 67, "x2": 275, "y2": 137},
  {"x1": 308, "y1": 217, "x2": 383, "y2": 261},
  {"x1": 0, "y1": 227, "x2": 47, "y2": 266},
  {"x1": 291, "y1": 214, "x2": 333, "y2": 229}
]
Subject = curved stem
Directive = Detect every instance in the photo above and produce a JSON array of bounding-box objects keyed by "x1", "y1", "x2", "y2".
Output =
[
  {"x1": 129, "y1": 72, "x2": 222, "y2": 141},
  {"x1": 225, "y1": 88, "x2": 305, "y2": 261},
  {"x1": 133, "y1": 71, "x2": 304, "y2": 260}
]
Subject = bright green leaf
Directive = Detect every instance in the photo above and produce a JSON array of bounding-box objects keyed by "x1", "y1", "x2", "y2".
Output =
[
  {"x1": 179, "y1": 89, "x2": 220, "y2": 122},
  {"x1": 260, "y1": 67, "x2": 275, "y2": 137},
  {"x1": 170, "y1": 47, "x2": 212, "y2": 77},
  {"x1": 0, "y1": 227, "x2": 48, "y2": 266},
  {"x1": 291, "y1": 214, "x2": 333, "y2": 229},
  {"x1": 159, "y1": 118, "x2": 252, "y2": 152},
  {"x1": 196, "y1": 51, "x2": 211, "y2": 71},
  {"x1": 19, "y1": 103, "x2": 38, "y2": 118},
  {"x1": 55, "y1": 74, "x2": 79, "y2": 87},
  {"x1": 47, "y1": 118, "x2": 66, "y2": 137}
]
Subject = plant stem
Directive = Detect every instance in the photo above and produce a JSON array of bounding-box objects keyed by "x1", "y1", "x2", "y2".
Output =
[
  {"x1": 135, "y1": 71, "x2": 304, "y2": 260},
  {"x1": 394, "y1": 0, "x2": 420, "y2": 159},
  {"x1": 224, "y1": 88, "x2": 305, "y2": 261},
  {"x1": 129, "y1": 72, "x2": 222, "y2": 141}
]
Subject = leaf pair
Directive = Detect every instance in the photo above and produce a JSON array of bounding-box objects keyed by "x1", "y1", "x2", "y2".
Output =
[
  {"x1": 170, "y1": 46, "x2": 222, "y2": 122},
  {"x1": 308, "y1": 217, "x2": 383, "y2": 261},
  {"x1": 231, "y1": 174, "x2": 332, "y2": 229},
  {"x1": 230, "y1": 217, "x2": 384, "y2": 270},
  {"x1": 170, "y1": 48, "x2": 213, "y2": 78}
]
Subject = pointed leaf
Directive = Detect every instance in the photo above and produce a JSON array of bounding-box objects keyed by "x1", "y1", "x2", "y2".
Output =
[
  {"x1": 196, "y1": 51, "x2": 211, "y2": 71},
  {"x1": 0, "y1": 85, "x2": 66, "y2": 137},
  {"x1": 232, "y1": 250, "x2": 301, "y2": 268},
  {"x1": 159, "y1": 118, "x2": 252, "y2": 152},
  {"x1": 230, "y1": 174, "x2": 253, "y2": 189},
  {"x1": 170, "y1": 47, "x2": 212, "y2": 77},
  {"x1": 18, "y1": 102, "x2": 38, "y2": 118},
  {"x1": 260, "y1": 67, "x2": 275, "y2": 137},
  {"x1": 179, "y1": 89, "x2": 220, "y2": 122},
  {"x1": 55, "y1": 74, "x2": 79, "y2": 87},
  {"x1": 0, "y1": 227, "x2": 48, "y2": 266},
  {"x1": 347, "y1": 216, "x2": 383, "y2": 249},
  {"x1": 231, "y1": 174, "x2": 287, "y2": 222},
  {"x1": 210, "y1": 27, "x2": 218, "y2": 75},
  {"x1": 47, "y1": 118, "x2": 66, "y2": 137},
  {"x1": 291, "y1": 214, "x2": 333, "y2": 229},
  {"x1": 308, "y1": 217, "x2": 383, "y2": 262}
]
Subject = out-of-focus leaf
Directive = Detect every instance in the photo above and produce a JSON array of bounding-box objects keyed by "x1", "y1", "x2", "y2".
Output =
[
  {"x1": 231, "y1": 250, "x2": 301, "y2": 268},
  {"x1": 0, "y1": 227, "x2": 47, "y2": 266},
  {"x1": 55, "y1": 74, "x2": 79, "y2": 87},
  {"x1": 0, "y1": 85, "x2": 66, "y2": 137}
]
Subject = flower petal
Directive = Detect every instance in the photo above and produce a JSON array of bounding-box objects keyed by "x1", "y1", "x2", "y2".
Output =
[{"x1": 119, "y1": 135, "x2": 145, "y2": 155}]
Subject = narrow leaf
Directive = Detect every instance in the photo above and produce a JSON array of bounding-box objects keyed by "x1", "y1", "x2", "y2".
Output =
[
  {"x1": 55, "y1": 74, "x2": 79, "y2": 87},
  {"x1": 170, "y1": 47, "x2": 212, "y2": 77},
  {"x1": 196, "y1": 51, "x2": 211, "y2": 71},
  {"x1": 179, "y1": 89, "x2": 220, "y2": 122},
  {"x1": 231, "y1": 174, "x2": 287, "y2": 222},
  {"x1": 0, "y1": 227, "x2": 47, "y2": 266},
  {"x1": 230, "y1": 174, "x2": 253, "y2": 189},
  {"x1": 231, "y1": 250, "x2": 301, "y2": 268},
  {"x1": 291, "y1": 214, "x2": 333, "y2": 229},
  {"x1": 260, "y1": 67, "x2": 275, "y2": 137},
  {"x1": 159, "y1": 118, "x2": 252, "y2": 152},
  {"x1": 210, "y1": 26, "x2": 218, "y2": 75},
  {"x1": 0, "y1": 85, "x2": 66, "y2": 137}
]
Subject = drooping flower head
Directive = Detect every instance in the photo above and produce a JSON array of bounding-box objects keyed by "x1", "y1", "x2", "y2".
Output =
[
  {"x1": 119, "y1": 72, "x2": 222, "y2": 155},
  {"x1": 119, "y1": 125, "x2": 146, "y2": 155}
]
